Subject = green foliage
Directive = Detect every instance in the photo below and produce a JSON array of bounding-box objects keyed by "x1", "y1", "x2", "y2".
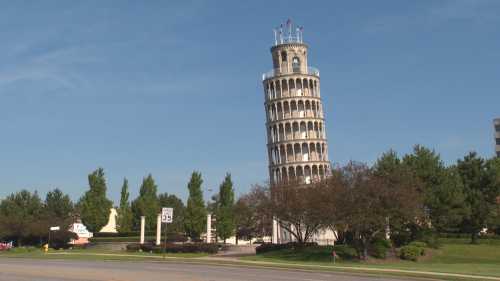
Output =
[
  {"x1": 158, "y1": 193, "x2": 186, "y2": 234},
  {"x1": 370, "y1": 239, "x2": 392, "y2": 259},
  {"x1": 131, "y1": 174, "x2": 159, "y2": 231},
  {"x1": 0, "y1": 190, "x2": 44, "y2": 245},
  {"x1": 457, "y1": 153, "x2": 500, "y2": 244},
  {"x1": 77, "y1": 168, "x2": 113, "y2": 233},
  {"x1": 184, "y1": 171, "x2": 206, "y2": 240},
  {"x1": 43, "y1": 188, "x2": 74, "y2": 222},
  {"x1": 403, "y1": 145, "x2": 469, "y2": 233},
  {"x1": 255, "y1": 243, "x2": 358, "y2": 262},
  {"x1": 117, "y1": 178, "x2": 133, "y2": 233},
  {"x1": 399, "y1": 245, "x2": 423, "y2": 261},
  {"x1": 49, "y1": 230, "x2": 78, "y2": 249},
  {"x1": 126, "y1": 242, "x2": 218, "y2": 254},
  {"x1": 215, "y1": 173, "x2": 235, "y2": 242},
  {"x1": 409, "y1": 241, "x2": 428, "y2": 248}
]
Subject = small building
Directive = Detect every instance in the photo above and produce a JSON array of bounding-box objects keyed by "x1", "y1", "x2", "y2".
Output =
[{"x1": 68, "y1": 221, "x2": 93, "y2": 245}]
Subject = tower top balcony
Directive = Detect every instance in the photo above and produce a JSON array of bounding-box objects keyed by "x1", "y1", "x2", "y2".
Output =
[
  {"x1": 262, "y1": 67, "x2": 320, "y2": 81},
  {"x1": 272, "y1": 19, "x2": 305, "y2": 46}
]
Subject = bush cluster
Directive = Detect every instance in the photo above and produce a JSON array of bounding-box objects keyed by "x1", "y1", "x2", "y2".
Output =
[
  {"x1": 370, "y1": 239, "x2": 392, "y2": 259},
  {"x1": 255, "y1": 242, "x2": 318, "y2": 254},
  {"x1": 399, "y1": 243, "x2": 426, "y2": 261},
  {"x1": 332, "y1": 244, "x2": 358, "y2": 259},
  {"x1": 126, "y1": 242, "x2": 218, "y2": 254}
]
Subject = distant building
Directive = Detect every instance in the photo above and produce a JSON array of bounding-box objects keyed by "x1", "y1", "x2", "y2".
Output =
[
  {"x1": 495, "y1": 118, "x2": 500, "y2": 157},
  {"x1": 262, "y1": 20, "x2": 330, "y2": 185}
]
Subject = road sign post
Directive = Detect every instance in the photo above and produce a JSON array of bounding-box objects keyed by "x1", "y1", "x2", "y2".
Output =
[
  {"x1": 48, "y1": 226, "x2": 60, "y2": 251},
  {"x1": 161, "y1": 208, "x2": 173, "y2": 259}
]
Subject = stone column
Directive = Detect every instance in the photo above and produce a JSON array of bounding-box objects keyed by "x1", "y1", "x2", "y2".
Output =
[
  {"x1": 156, "y1": 214, "x2": 162, "y2": 245},
  {"x1": 272, "y1": 217, "x2": 278, "y2": 244},
  {"x1": 140, "y1": 216, "x2": 145, "y2": 244},
  {"x1": 206, "y1": 213, "x2": 212, "y2": 243}
]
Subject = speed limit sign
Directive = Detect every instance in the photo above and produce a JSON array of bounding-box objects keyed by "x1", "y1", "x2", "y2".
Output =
[{"x1": 161, "y1": 207, "x2": 173, "y2": 223}]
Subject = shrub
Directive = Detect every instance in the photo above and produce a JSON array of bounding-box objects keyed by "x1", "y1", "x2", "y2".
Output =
[
  {"x1": 399, "y1": 245, "x2": 422, "y2": 261},
  {"x1": 127, "y1": 242, "x2": 218, "y2": 254},
  {"x1": 333, "y1": 244, "x2": 357, "y2": 260},
  {"x1": 409, "y1": 241, "x2": 427, "y2": 249},
  {"x1": 370, "y1": 239, "x2": 391, "y2": 259},
  {"x1": 8, "y1": 246, "x2": 39, "y2": 253},
  {"x1": 255, "y1": 242, "x2": 318, "y2": 254}
]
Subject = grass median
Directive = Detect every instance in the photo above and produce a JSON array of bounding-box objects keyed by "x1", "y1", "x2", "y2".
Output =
[{"x1": 241, "y1": 238, "x2": 500, "y2": 280}]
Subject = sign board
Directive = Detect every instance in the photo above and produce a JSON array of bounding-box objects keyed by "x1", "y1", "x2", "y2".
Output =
[
  {"x1": 161, "y1": 207, "x2": 173, "y2": 223},
  {"x1": 50, "y1": 226, "x2": 60, "y2": 231}
]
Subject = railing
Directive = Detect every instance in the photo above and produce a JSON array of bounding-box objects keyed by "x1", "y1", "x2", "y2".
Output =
[{"x1": 262, "y1": 67, "x2": 320, "y2": 80}]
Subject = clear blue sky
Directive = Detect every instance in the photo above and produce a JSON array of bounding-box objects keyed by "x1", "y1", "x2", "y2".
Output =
[{"x1": 1, "y1": 0, "x2": 499, "y2": 204}]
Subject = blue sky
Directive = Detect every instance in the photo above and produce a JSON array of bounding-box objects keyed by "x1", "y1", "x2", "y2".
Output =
[{"x1": 0, "y1": 0, "x2": 499, "y2": 204}]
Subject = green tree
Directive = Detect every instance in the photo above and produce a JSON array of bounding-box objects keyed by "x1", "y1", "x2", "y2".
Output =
[
  {"x1": 158, "y1": 193, "x2": 186, "y2": 234},
  {"x1": 215, "y1": 174, "x2": 236, "y2": 243},
  {"x1": 117, "y1": 178, "x2": 133, "y2": 233},
  {"x1": 184, "y1": 171, "x2": 206, "y2": 240},
  {"x1": 457, "y1": 152, "x2": 500, "y2": 243},
  {"x1": 77, "y1": 168, "x2": 113, "y2": 232},
  {"x1": 373, "y1": 149, "x2": 401, "y2": 177},
  {"x1": 403, "y1": 145, "x2": 468, "y2": 232},
  {"x1": 43, "y1": 188, "x2": 74, "y2": 227},
  {"x1": 0, "y1": 190, "x2": 44, "y2": 246},
  {"x1": 131, "y1": 174, "x2": 159, "y2": 231}
]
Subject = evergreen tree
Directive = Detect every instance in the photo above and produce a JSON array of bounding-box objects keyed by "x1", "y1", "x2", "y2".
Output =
[
  {"x1": 457, "y1": 152, "x2": 500, "y2": 243},
  {"x1": 131, "y1": 174, "x2": 159, "y2": 231},
  {"x1": 0, "y1": 190, "x2": 44, "y2": 246},
  {"x1": 158, "y1": 193, "x2": 186, "y2": 234},
  {"x1": 77, "y1": 168, "x2": 113, "y2": 232},
  {"x1": 403, "y1": 145, "x2": 468, "y2": 232},
  {"x1": 117, "y1": 178, "x2": 133, "y2": 233},
  {"x1": 215, "y1": 173, "x2": 236, "y2": 243},
  {"x1": 184, "y1": 171, "x2": 206, "y2": 240},
  {"x1": 43, "y1": 188, "x2": 74, "y2": 227}
]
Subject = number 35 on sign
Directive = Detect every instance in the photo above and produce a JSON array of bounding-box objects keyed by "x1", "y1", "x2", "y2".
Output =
[{"x1": 161, "y1": 207, "x2": 173, "y2": 223}]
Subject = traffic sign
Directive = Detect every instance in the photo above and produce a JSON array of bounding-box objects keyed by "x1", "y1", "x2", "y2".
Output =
[{"x1": 161, "y1": 207, "x2": 173, "y2": 223}]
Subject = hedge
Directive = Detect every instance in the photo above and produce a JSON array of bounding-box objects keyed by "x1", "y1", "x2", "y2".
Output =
[
  {"x1": 126, "y1": 242, "x2": 218, "y2": 254},
  {"x1": 399, "y1": 245, "x2": 424, "y2": 261},
  {"x1": 255, "y1": 242, "x2": 318, "y2": 254}
]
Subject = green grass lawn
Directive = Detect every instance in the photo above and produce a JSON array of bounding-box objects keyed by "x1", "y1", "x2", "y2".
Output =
[{"x1": 242, "y1": 238, "x2": 500, "y2": 278}]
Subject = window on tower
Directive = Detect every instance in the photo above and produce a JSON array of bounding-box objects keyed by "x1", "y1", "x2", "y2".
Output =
[
  {"x1": 292, "y1": 57, "x2": 300, "y2": 72},
  {"x1": 281, "y1": 51, "x2": 287, "y2": 61}
]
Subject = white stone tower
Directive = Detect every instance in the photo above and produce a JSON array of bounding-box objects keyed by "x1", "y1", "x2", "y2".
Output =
[{"x1": 263, "y1": 20, "x2": 331, "y2": 185}]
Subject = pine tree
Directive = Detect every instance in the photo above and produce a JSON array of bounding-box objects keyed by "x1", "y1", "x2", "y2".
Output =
[
  {"x1": 43, "y1": 188, "x2": 74, "y2": 226},
  {"x1": 457, "y1": 153, "x2": 500, "y2": 244},
  {"x1": 117, "y1": 178, "x2": 132, "y2": 233},
  {"x1": 77, "y1": 168, "x2": 113, "y2": 232},
  {"x1": 158, "y1": 193, "x2": 186, "y2": 234},
  {"x1": 131, "y1": 174, "x2": 159, "y2": 231},
  {"x1": 215, "y1": 173, "x2": 236, "y2": 243},
  {"x1": 184, "y1": 171, "x2": 206, "y2": 240}
]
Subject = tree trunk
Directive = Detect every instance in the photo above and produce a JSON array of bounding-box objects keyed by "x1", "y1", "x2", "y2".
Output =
[{"x1": 471, "y1": 232, "x2": 478, "y2": 244}]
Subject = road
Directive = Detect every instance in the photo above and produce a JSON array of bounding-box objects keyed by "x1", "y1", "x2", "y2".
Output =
[{"x1": 0, "y1": 258, "x2": 408, "y2": 281}]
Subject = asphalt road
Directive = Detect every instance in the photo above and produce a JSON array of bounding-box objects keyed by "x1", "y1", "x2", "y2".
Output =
[{"x1": 0, "y1": 258, "x2": 408, "y2": 281}]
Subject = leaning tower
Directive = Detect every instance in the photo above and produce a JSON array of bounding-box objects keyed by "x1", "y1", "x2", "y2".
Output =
[{"x1": 263, "y1": 20, "x2": 331, "y2": 185}]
